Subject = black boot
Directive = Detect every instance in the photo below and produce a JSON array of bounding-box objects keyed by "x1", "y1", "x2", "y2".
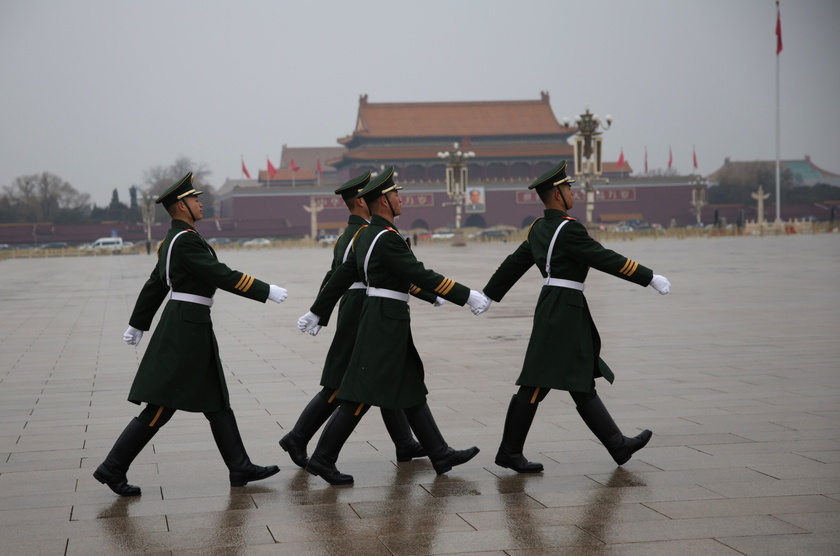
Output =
[
  {"x1": 279, "y1": 393, "x2": 337, "y2": 468},
  {"x1": 495, "y1": 395, "x2": 543, "y2": 473},
  {"x1": 576, "y1": 394, "x2": 652, "y2": 465},
  {"x1": 380, "y1": 407, "x2": 427, "y2": 462},
  {"x1": 209, "y1": 410, "x2": 280, "y2": 487},
  {"x1": 305, "y1": 408, "x2": 361, "y2": 485},
  {"x1": 406, "y1": 403, "x2": 479, "y2": 475},
  {"x1": 93, "y1": 417, "x2": 158, "y2": 496}
]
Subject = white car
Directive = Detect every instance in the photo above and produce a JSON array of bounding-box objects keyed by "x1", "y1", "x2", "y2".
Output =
[
  {"x1": 242, "y1": 238, "x2": 272, "y2": 247},
  {"x1": 318, "y1": 235, "x2": 338, "y2": 245},
  {"x1": 82, "y1": 237, "x2": 124, "y2": 252},
  {"x1": 431, "y1": 231, "x2": 454, "y2": 240}
]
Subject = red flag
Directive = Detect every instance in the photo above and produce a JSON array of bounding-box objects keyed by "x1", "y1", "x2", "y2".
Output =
[
  {"x1": 668, "y1": 147, "x2": 673, "y2": 169},
  {"x1": 644, "y1": 147, "x2": 648, "y2": 174},
  {"x1": 290, "y1": 159, "x2": 300, "y2": 172},
  {"x1": 616, "y1": 148, "x2": 625, "y2": 169},
  {"x1": 693, "y1": 146, "x2": 698, "y2": 170},
  {"x1": 267, "y1": 157, "x2": 277, "y2": 179},
  {"x1": 241, "y1": 157, "x2": 251, "y2": 179},
  {"x1": 776, "y1": 7, "x2": 783, "y2": 55},
  {"x1": 316, "y1": 158, "x2": 322, "y2": 177}
]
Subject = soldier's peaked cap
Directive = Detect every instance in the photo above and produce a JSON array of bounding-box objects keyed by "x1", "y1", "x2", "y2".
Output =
[
  {"x1": 528, "y1": 160, "x2": 575, "y2": 194},
  {"x1": 335, "y1": 170, "x2": 372, "y2": 200},
  {"x1": 356, "y1": 166, "x2": 402, "y2": 201},
  {"x1": 155, "y1": 172, "x2": 203, "y2": 207}
]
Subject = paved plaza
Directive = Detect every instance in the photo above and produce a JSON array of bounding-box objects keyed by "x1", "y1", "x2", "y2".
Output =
[{"x1": 1, "y1": 234, "x2": 838, "y2": 555}]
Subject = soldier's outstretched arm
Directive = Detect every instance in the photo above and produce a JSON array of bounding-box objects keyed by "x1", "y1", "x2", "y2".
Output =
[
  {"x1": 181, "y1": 234, "x2": 280, "y2": 302},
  {"x1": 562, "y1": 221, "x2": 657, "y2": 288},
  {"x1": 483, "y1": 240, "x2": 535, "y2": 303},
  {"x1": 127, "y1": 266, "x2": 169, "y2": 333},
  {"x1": 302, "y1": 254, "x2": 359, "y2": 334}
]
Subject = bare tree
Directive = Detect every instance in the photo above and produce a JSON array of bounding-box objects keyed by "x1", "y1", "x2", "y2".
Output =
[
  {"x1": 143, "y1": 156, "x2": 211, "y2": 193},
  {"x1": 1, "y1": 172, "x2": 90, "y2": 222},
  {"x1": 141, "y1": 156, "x2": 215, "y2": 220}
]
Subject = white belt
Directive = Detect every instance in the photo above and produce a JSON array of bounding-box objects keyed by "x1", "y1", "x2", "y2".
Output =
[
  {"x1": 366, "y1": 287, "x2": 410, "y2": 302},
  {"x1": 348, "y1": 282, "x2": 366, "y2": 290},
  {"x1": 543, "y1": 278, "x2": 585, "y2": 291},
  {"x1": 170, "y1": 292, "x2": 214, "y2": 307}
]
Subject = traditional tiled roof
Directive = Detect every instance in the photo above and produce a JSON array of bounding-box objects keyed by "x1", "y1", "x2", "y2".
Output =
[
  {"x1": 603, "y1": 161, "x2": 633, "y2": 174},
  {"x1": 338, "y1": 143, "x2": 573, "y2": 162},
  {"x1": 340, "y1": 92, "x2": 570, "y2": 142},
  {"x1": 279, "y1": 146, "x2": 346, "y2": 171},
  {"x1": 257, "y1": 168, "x2": 318, "y2": 181},
  {"x1": 708, "y1": 156, "x2": 840, "y2": 186}
]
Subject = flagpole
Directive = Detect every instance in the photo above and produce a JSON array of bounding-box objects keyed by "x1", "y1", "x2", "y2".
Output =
[{"x1": 775, "y1": 0, "x2": 782, "y2": 223}]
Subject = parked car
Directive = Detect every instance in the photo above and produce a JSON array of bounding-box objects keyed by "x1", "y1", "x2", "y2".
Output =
[
  {"x1": 317, "y1": 234, "x2": 338, "y2": 245},
  {"x1": 40, "y1": 242, "x2": 69, "y2": 249},
  {"x1": 468, "y1": 229, "x2": 511, "y2": 240},
  {"x1": 242, "y1": 238, "x2": 272, "y2": 247},
  {"x1": 82, "y1": 237, "x2": 124, "y2": 252},
  {"x1": 207, "y1": 237, "x2": 232, "y2": 245},
  {"x1": 0, "y1": 244, "x2": 12, "y2": 250}
]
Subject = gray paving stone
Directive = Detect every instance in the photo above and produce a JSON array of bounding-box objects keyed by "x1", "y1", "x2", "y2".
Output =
[{"x1": 1, "y1": 234, "x2": 838, "y2": 554}]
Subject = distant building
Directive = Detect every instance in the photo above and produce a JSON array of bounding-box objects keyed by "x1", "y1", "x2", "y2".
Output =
[
  {"x1": 210, "y1": 96, "x2": 840, "y2": 239},
  {"x1": 216, "y1": 93, "x2": 697, "y2": 236},
  {"x1": 708, "y1": 155, "x2": 840, "y2": 187}
]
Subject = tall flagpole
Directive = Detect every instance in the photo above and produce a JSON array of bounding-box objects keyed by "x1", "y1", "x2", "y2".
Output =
[{"x1": 775, "y1": 0, "x2": 782, "y2": 223}]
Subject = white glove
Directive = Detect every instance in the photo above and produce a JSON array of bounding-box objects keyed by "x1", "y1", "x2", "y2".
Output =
[
  {"x1": 268, "y1": 285, "x2": 288, "y2": 303},
  {"x1": 297, "y1": 311, "x2": 320, "y2": 333},
  {"x1": 433, "y1": 296, "x2": 446, "y2": 307},
  {"x1": 650, "y1": 274, "x2": 671, "y2": 295},
  {"x1": 466, "y1": 290, "x2": 491, "y2": 315},
  {"x1": 123, "y1": 326, "x2": 143, "y2": 346},
  {"x1": 308, "y1": 325, "x2": 322, "y2": 337}
]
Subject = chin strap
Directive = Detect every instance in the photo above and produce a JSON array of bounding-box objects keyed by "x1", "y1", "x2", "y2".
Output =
[
  {"x1": 558, "y1": 187, "x2": 570, "y2": 211},
  {"x1": 184, "y1": 203, "x2": 197, "y2": 223},
  {"x1": 384, "y1": 196, "x2": 397, "y2": 219}
]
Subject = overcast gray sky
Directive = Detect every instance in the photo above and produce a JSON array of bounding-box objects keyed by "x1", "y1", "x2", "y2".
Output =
[{"x1": 2, "y1": 0, "x2": 838, "y2": 207}]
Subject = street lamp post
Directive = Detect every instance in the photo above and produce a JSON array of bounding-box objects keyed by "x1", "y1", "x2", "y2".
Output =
[
  {"x1": 564, "y1": 105, "x2": 612, "y2": 226},
  {"x1": 140, "y1": 190, "x2": 155, "y2": 255},
  {"x1": 437, "y1": 142, "x2": 475, "y2": 247},
  {"x1": 691, "y1": 174, "x2": 707, "y2": 226}
]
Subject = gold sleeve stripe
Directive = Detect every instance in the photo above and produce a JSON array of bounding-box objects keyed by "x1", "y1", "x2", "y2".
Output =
[
  {"x1": 409, "y1": 284, "x2": 422, "y2": 294},
  {"x1": 619, "y1": 259, "x2": 639, "y2": 276},
  {"x1": 235, "y1": 274, "x2": 249, "y2": 290},
  {"x1": 235, "y1": 274, "x2": 255, "y2": 292},
  {"x1": 434, "y1": 277, "x2": 455, "y2": 295},
  {"x1": 241, "y1": 275, "x2": 255, "y2": 292}
]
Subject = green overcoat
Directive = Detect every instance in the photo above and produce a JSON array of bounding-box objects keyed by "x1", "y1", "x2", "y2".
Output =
[
  {"x1": 127, "y1": 219, "x2": 269, "y2": 412},
  {"x1": 316, "y1": 215, "x2": 368, "y2": 390},
  {"x1": 483, "y1": 209, "x2": 653, "y2": 393},
  {"x1": 311, "y1": 214, "x2": 470, "y2": 409},
  {"x1": 316, "y1": 216, "x2": 440, "y2": 389}
]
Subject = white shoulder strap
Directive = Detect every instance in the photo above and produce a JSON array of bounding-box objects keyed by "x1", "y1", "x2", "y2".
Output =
[
  {"x1": 342, "y1": 237, "x2": 354, "y2": 263},
  {"x1": 165, "y1": 230, "x2": 191, "y2": 289},
  {"x1": 363, "y1": 229, "x2": 390, "y2": 289},
  {"x1": 545, "y1": 219, "x2": 570, "y2": 278}
]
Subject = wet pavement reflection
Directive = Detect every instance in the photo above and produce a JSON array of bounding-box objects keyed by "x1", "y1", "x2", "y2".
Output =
[{"x1": 2, "y1": 238, "x2": 839, "y2": 554}]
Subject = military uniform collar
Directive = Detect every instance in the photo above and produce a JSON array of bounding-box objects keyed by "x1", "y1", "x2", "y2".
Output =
[
  {"x1": 172, "y1": 218, "x2": 198, "y2": 234},
  {"x1": 370, "y1": 214, "x2": 397, "y2": 229},
  {"x1": 347, "y1": 214, "x2": 368, "y2": 225},
  {"x1": 544, "y1": 209, "x2": 570, "y2": 219}
]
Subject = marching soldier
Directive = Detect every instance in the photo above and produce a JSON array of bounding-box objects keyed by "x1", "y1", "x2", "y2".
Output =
[
  {"x1": 483, "y1": 161, "x2": 671, "y2": 473},
  {"x1": 93, "y1": 172, "x2": 289, "y2": 496},
  {"x1": 279, "y1": 171, "x2": 427, "y2": 468},
  {"x1": 297, "y1": 167, "x2": 490, "y2": 485}
]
